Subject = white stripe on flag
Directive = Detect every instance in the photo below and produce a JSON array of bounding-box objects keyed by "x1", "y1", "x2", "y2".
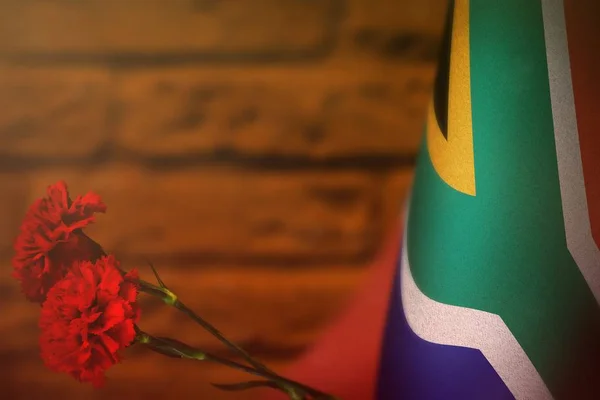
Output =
[
  {"x1": 542, "y1": 0, "x2": 600, "y2": 306},
  {"x1": 400, "y1": 212, "x2": 552, "y2": 399}
]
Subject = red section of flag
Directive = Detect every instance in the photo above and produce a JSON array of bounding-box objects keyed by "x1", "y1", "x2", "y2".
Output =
[
  {"x1": 260, "y1": 222, "x2": 402, "y2": 400},
  {"x1": 564, "y1": 0, "x2": 600, "y2": 248}
]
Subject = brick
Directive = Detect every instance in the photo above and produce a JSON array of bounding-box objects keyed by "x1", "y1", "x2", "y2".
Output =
[
  {"x1": 114, "y1": 66, "x2": 434, "y2": 158},
  {"x1": 382, "y1": 169, "x2": 415, "y2": 226},
  {"x1": 0, "y1": 265, "x2": 362, "y2": 364},
  {"x1": 347, "y1": 0, "x2": 448, "y2": 35},
  {"x1": 0, "y1": 67, "x2": 110, "y2": 158},
  {"x1": 339, "y1": 0, "x2": 449, "y2": 62},
  {"x1": 0, "y1": 0, "x2": 337, "y2": 59},
  {"x1": 2, "y1": 165, "x2": 416, "y2": 260}
]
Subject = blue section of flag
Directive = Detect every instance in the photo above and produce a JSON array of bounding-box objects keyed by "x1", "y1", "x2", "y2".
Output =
[{"x1": 376, "y1": 244, "x2": 515, "y2": 400}]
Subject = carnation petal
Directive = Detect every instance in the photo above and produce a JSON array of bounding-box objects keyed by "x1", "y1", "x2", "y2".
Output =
[
  {"x1": 109, "y1": 319, "x2": 137, "y2": 348},
  {"x1": 38, "y1": 254, "x2": 138, "y2": 386},
  {"x1": 92, "y1": 301, "x2": 125, "y2": 333},
  {"x1": 100, "y1": 333, "x2": 121, "y2": 355},
  {"x1": 99, "y1": 268, "x2": 123, "y2": 296}
]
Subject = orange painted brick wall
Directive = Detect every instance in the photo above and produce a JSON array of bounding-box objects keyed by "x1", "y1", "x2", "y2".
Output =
[{"x1": 0, "y1": 1, "x2": 447, "y2": 398}]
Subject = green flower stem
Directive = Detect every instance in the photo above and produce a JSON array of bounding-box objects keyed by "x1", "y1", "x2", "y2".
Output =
[
  {"x1": 127, "y1": 268, "x2": 337, "y2": 400},
  {"x1": 136, "y1": 331, "x2": 309, "y2": 399},
  {"x1": 134, "y1": 278, "x2": 272, "y2": 373}
]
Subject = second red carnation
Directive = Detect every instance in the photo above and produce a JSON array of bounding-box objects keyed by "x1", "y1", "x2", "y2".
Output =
[{"x1": 39, "y1": 255, "x2": 140, "y2": 387}]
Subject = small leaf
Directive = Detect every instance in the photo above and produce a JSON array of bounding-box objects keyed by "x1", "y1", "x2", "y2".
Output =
[
  {"x1": 145, "y1": 258, "x2": 167, "y2": 288},
  {"x1": 145, "y1": 344, "x2": 182, "y2": 359},
  {"x1": 212, "y1": 380, "x2": 282, "y2": 392},
  {"x1": 155, "y1": 337, "x2": 197, "y2": 353},
  {"x1": 143, "y1": 336, "x2": 205, "y2": 360}
]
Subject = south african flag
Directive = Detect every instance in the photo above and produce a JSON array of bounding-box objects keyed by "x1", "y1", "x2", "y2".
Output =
[
  {"x1": 262, "y1": 0, "x2": 600, "y2": 399},
  {"x1": 378, "y1": 0, "x2": 600, "y2": 398}
]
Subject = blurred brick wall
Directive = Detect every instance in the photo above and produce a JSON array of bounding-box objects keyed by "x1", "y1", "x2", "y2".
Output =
[{"x1": 0, "y1": 0, "x2": 447, "y2": 398}]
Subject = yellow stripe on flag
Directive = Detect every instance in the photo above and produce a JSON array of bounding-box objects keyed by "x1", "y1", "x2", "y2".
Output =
[{"x1": 427, "y1": 0, "x2": 476, "y2": 196}]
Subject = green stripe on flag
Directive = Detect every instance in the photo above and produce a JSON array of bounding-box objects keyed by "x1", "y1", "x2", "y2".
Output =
[{"x1": 407, "y1": 0, "x2": 600, "y2": 396}]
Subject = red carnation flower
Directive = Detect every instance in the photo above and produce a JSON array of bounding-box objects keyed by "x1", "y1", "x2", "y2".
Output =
[
  {"x1": 12, "y1": 181, "x2": 107, "y2": 302},
  {"x1": 39, "y1": 255, "x2": 140, "y2": 387}
]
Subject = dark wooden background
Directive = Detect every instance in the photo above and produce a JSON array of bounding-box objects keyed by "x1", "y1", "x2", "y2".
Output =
[{"x1": 0, "y1": 0, "x2": 447, "y2": 398}]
